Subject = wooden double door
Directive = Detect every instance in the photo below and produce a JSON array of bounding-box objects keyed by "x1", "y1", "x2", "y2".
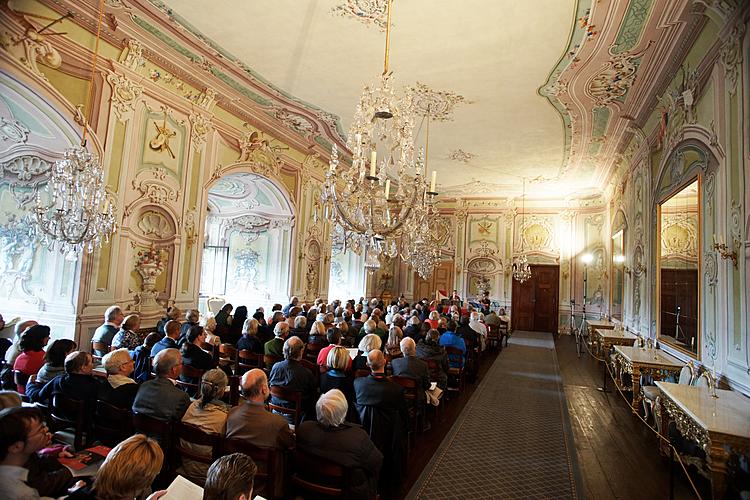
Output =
[
  {"x1": 511, "y1": 264, "x2": 559, "y2": 333},
  {"x1": 413, "y1": 261, "x2": 454, "y2": 301}
]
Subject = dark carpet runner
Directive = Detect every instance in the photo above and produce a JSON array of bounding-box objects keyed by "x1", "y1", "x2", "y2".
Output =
[{"x1": 406, "y1": 331, "x2": 583, "y2": 499}]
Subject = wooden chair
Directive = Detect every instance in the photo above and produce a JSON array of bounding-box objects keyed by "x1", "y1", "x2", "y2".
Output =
[
  {"x1": 175, "y1": 364, "x2": 205, "y2": 395},
  {"x1": 13, "y1": 370, "x2": 30, "y2": 392},
  {"x1": 304, "y1": 342, "x2": 324, "y2": 364},
  {"x1": 200, "y1": 341, "x2": 220, "y2": 364},
  {"x1": 390, "y1": 375, "x2": 425, "y2": 445},
  {"x1": 269, "y1": 385, "x2": 303, "y2": 428},
  {"x1": 263, "y1": 354, "x2": 283, "y2": 374},
  {"x1": 445, "y1": 346, "x2": 466, "y2": 393},
  {"x1": 291, "y1": 449, "x2": 344, "y2": 498},
  {"x1": 90, "y1": 340, "x2": 111, "y2": 361},
  {"x1": 237, "y1": 350, "x2": 264, "y2": 375},
  {"x1": 486, "y1": 324, "x2": 500, "y2": 351},
  {"x1": 132, "y1": 412, "x2": 174, "y2": 472},
  {"x1": 354, "y1": 369, "x2": 371, "y2": 379},
  {"x1": 49, "y1": 394, "x2": 87, "y2": 450},
  {"x1": 173, "y1": 421, "x2": 221, "y2": 467},
  {"x1": 94, "y1": 400, "x2": 133, "y2": 446},
  {"x1": 300, "y1": 358, "x2": 320, "y2": 387},
  {"x1": 227, "y1": 375, "x2": 240, "y2": 406},
  {"x1": 498, "y1": 321, "x2": 510, "y2": 347},
  {"x1": 219, "y1": 343, "x2": 238, "y2": 373},
  {"x1": 221, "y1": 438, "x2": 277, "y2": 498}
]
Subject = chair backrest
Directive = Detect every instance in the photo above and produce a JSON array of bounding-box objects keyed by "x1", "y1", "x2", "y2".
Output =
[
  {"x1": 91, "y1": 340, "x2": 110, "y2": 358},
  {"x1": 354, "y1": 369, "x2": 370, "y2": 378},
  {"x1": 237, "y1": 350, "x2": 264, "y2": 375},
  {"x1": 678, "y1": 361, "x2": 695, "y2": 385},
  {"x1": 304, "y1": 343, "x2": 322, "y2": 363},
  {"x1": 291, "y1": 449, "x2": 344, "y2": 497},
  {"x1": 445, "y1": 346, "x2": 465, "y2": 368},
  {"x1": 13, "y1": 370, "x2": 30, "y2": 388},
  {"x1": 299, "y1": 358, "x2": 319, "y2": 386},
  {"x1": 425, "y1": 358, "x2": 441, "y2": 382},
  {"x1": 694, "y1": 369, "x2": 716, "y2": 390},
  {"x1": 220, "y1": 343, "x2": 238, "y2": 371},
  {"x1": 94, "y1": 399, "x2": 133, "y2": 445},
  {"x1": 227, "y1": 375, "x2": 240, "y2": 406},
  {"x1": 221, "y1": 438, "x2": 274, "y2": 494},
  {"x1": 175, "y1": 364, "x2": 205, "y2": 393},
  {"x1": 174, "y1": 421, "x2": 221, "y2": 464},
  {"x1": 132, "y1": 412, "x2": 172, "y2": 450},
  {"x1": 264, "y1": 354, "x2": 282, "y2": 373},
  {"x1": 390, "y1": 375, "x2": 418, "y2": 403},
  {"x1": 269, "y1": 385, "x2": 303, "y2": 427},
  {"x1": 50, "y1": 394, "x2": 86, "y2": 450}
]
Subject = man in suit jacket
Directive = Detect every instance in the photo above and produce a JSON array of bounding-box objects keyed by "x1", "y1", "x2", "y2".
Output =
[
  {"x1": 226, "y1": 369, "x2": 294, "y2": 498},
  {"x1": 391, "y1": 337, "x2": 430, "y2": 406},
  {"x1": 354, "y1": 350, "x2": 407, "y2": 496},
  {"x1": 92, "y1": 305, "x2": 124, "y2": 355},
  {"x1": 150, "y1": 320, "x2": 180, "y2": 358},
  {"x1": 132, "y1": 348, "x2": 190, "y2": 422},
  {"x1": 268, "y1": 336, "x2": 317, "y2": 422}
]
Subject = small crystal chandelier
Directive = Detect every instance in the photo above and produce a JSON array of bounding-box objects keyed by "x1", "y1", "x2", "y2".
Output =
[
  {"x1": 321, "y1": 0, "x2": 424, "y2": 260},
  {"x1": 512, "y1": 177, "x2": 532, "y2": 283},
  {"x1": 33, "y1": 0, "x2": 116, "y2": 258}
]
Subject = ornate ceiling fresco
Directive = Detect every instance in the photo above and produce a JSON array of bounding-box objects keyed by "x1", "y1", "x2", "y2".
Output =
[{"x1": 29, "y1": 0, "x2": 709, "y2": 200}]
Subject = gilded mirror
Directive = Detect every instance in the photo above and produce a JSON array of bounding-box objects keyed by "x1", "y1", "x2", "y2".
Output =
[
  {"x1": 657, "y1": 177, "x2": 700, "y2": 356},
  {"x1": 610, "y1": 229, "x2": 625, "y2": 321}
]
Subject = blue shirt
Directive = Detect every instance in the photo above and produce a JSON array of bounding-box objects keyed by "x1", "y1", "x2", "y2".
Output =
[
  {"x1": 150, "y1": 336, "x2": 177, "y2": 357},
  {"x1": 439, "y1": 331, "x2": 466, "y2": 368}
]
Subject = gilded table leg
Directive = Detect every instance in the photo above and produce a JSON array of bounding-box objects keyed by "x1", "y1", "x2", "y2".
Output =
[
  {"x1": 631, "y1": 366, "x2": 641, "y2": 413},
  {"x1": 707, "y1": 443, "x2": 730, "y2": 500}
]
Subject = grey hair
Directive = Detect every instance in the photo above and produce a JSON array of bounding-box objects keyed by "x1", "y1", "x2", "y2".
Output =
[
  {"x1": 400, "y1": 337, "x2": 416, "y2": 356},
  {"x1": 294, "y1": 316, "x2": 307, "y2": 329},
  {"x1": 154, "y1": 348, "x2": 181, "y2": 377},
  {"x1": 363, "y1": 319, "x2": 376, "y2": 334},
  {"x1": 470, "y1": 311, "x2": 480, "y2": 322},
  {"x1": 198, "y1": 368, "x2": 228, "y2": 409},
  {"x1": 242, "y1": 318, "x2": 259, "y2": 336},
  {"x1": 102, "y1": 348, "x2": 132, "y2": 375},
  {"x1": 185, "y1": 309, "x2": 200, "y2": 322},
  {"x1": 104, "y1": 305, "x2": 122, "y2": 322},
  {"x1": 409, "y1": 315, "x2": 420, "y2": 326},
  {"x1": 283, "y1": 336, "x2": 304, "y2": 360},
  {"x1": 316, "y1": 389, "x2": 348, "y2": 427},
  {"x1": 274, "y1": 322, "x2": 289, "y2": 337},
  {"x1": 358, "y1": 333, "x2": 382, "y2": 353}
]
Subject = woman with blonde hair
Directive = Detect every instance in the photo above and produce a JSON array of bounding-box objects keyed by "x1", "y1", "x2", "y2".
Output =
[
  {"x1": 201, "y1": 314, "x2": 221, "y2": 346},
  {"x1": 385, "y1": 326, "x2": 403, "y2": 357},
  {"x1": 319, "y1": 346, "x2": 357, "y2": 422},
  {"x1": 425, "y1": 310, "x2": 440, "y2": 330},
  {"x1": 88, "y1": 434, "x2": 165, "y2": 499},
  {"x1": 178, "y1": 368, "x2": 229, "y2": 484},
  {"x1": 112, "y1": 314, "x2": 142, "y2": 350},
  {"x1": 308, "y1": 320, "x2": 328, "y2": 345}
]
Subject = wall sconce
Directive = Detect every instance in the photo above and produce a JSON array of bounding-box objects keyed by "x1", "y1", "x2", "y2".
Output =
[{"x1": 713, "y1": 234, "x2": 738, "y2": 267}]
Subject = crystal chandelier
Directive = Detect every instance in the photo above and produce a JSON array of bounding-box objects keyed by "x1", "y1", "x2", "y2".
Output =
[
  {"x1": 512, "y1": 177, "x2": 532, "y2": 283},
  {"x1": 32, "y1": 0, "x2": 116, "y2": 258},
  {"x1": 321, "y1": 0, "x2": 424, "y2": 261}
]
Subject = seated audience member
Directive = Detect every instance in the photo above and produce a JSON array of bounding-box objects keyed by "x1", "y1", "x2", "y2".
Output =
[
  {"x1": 425, "y1": 310, "x2": 440, "y2": 330},
  {"x1": 289, "y1": 315, "x2": 308, "y2": 344},
  {"x1": 226, "y1": 369, "x2": 294, "y2": 498},
  {"x1": 132, "y1": 348, "x2": 190, "y2": 422},
  {"x1": 67, "y1": 434, "x2": 165, "y2": 500},
  {"x1": 0, "y1": 391, "x2": 21, "y2": 409},
  {"x1": 201, "y1": 314, "x2": 221, "y2": 347},
  {"x1": 214, "y1": 303, "x2": 234, "y2": 333},
  {"x1": 35, "y1": 352, "x2": 99, "y2": 421},
  {"x1": 416, "y1": 329, "x2": 449, "y2": 390},
  {"x1": 268, "y1": 311, "x2": 285, "y2": 333},
  {"x1": 297, "y1": 389, "x2": 382, "y2": 499},
  {"x1": 4, "y1": 320, "x2": 38, "y2": 367},
  {"x1": 204, "y1": 453, "x2": 257, "y2": 500},
  {"x1": 438, "y1": 316, "x2": 448, "y2": 333},
  {"x1": 178, "y1": 369, "x2": 229, "y2": 485},
  {"x1": 179, "y1": 326, "x2": 216, "y2": 392},
  {"x1": 354, "y1": 350, "x2": 408, "y2": 495},
  {"x1": 252, "y1": 310, "x2": 272, "y2": 344},
  {"x1": 317, "y1": 328, "x2": 352, "y2": 371},
  {"x1": 320, "y1": 347, "x2": 357, "y2": 422},
  {"x1": 403, "y1": 315, "x2": 423, "y2": 342},
  {"x1": 439, "y1": 319, "x2": 466, "y2": 368},
  {"x1": 384, "y1": 326, "x2": 403, "y2": 358},
  {"x1": 391, "y1": 337, "x2": 430, "y2": 407},
  {"x1": 0, "y1": 406, "x2": 63, "y2": 499},
  {"x1": 25, "y1": 339, "x2": 76, "y2": 401},
  {"x1": 179, "y1": 309, "x2": 201, "y2": 344},
  {"x1": 13, "y1": 325, "x2": 50, "y2": 394},
  {"x1": 132, "y1": 332, "x2": 161, "y2": 383},
  {"x1": 352, "y1": 333, "x2": 382, "y2": 372},
  {"x1": 156, "y1": 306, "x2": 180, "y2": 335},
  {"x1": 92, "y1": 306, "x2": 124, "y2": 355},
  {"x1": 307, "y1": 320, "x2": 328, "y2": 346},
  {"x1": 499, "y1": 307, "x2": 511, "y2": 328},
  {"x1": 112, "y1": 314, "x2": 142, "y2": 351},
  {"x1": 457, "y1": 315, "x2": 479, "y2": 350},
  {"x1": 355, "y1": 319, "x2": 377, "y2": 347},
  {"x1": 469, "y1": 311, "x2": 488, "y2": 351},
  {"x1": 237, "y1": 318, "x2": 264, "y2": 354},
  {"x1": 225, "y1": 305, "x2": 247, "y2": 346},
  {"x1": 269, "y1": 336, "x2": 317, "y2": 424},
  {"x1": 264, "y1": 322, "x2": 289, "y2": 360},
  {"x1": 151, "y1": 320, "x2": 180, "y2": 358},
  {"x1": 484, "y1": 309, "x2": 501, "y2": 328},
  {"x1": 99, "y1": 348, "x2": 139, "y2": 409},
  {"x1": 283, "y1": 296, "x2": 299, "y2": 317}
]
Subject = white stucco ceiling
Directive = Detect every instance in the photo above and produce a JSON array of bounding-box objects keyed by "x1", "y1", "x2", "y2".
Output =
[{"x1": 162, "y1": 0, "x2": 582, "y2": 197}]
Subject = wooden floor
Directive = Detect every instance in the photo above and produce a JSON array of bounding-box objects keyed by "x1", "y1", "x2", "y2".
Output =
[{"x1": 555, "y1": 333, "x2": 700, "y2": 499}]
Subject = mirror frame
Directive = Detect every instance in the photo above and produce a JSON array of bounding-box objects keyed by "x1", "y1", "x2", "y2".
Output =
[
  {"x1": 656, "y1": 174, "x2": 701, "y2": 358},
  {"x1": 610, "y1": 227, "x2": 625, "y2": 322}
]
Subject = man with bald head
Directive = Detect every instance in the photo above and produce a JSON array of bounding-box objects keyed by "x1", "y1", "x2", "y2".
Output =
[
  {"x1": 354, "y1": 349, "x2": 408, "y2": 496},
  {"x1": 226, "y1": 368, "x2": 294, "y2": 497}
]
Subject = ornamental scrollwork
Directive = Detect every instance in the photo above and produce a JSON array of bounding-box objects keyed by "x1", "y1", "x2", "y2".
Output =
[
  {"x1": 189, "y1": 112, "x2": 213, "y2": 151},
  {"x1": 0, "y1": 155, "x2": 52, "y2": 208},
  {"x1": 106, "y1": 73, "x2": 143, "y2": 121},
  {"x1": 0, "y1": 117, "x2": 30, "y2": 144},
  {"x1": 660, "y1": 396, "x2": 710, "y2": 452},
  {"x1": 118, "y1": 38, "x2": 144, "y2": 71},
  {"x1": 720, "y1": 23, "x2": 745, "y2": 96},
  {"x1": 131, "y1": 178, "x2": 179, "y2": 206},
  {"x1": 586, "y1": 53, "x2": 639, "y2": 106},
  {"x1": 703, "y1": 251, "x2": 718, "y2": 289}
]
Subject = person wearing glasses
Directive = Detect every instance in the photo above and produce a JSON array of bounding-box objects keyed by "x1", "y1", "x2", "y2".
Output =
[
  {"x1": 132, "y1": 348, "x2": 190, "y2": 422},
  {"x1": 99, "y1": 349, "x2": 139, "y2": 410}
]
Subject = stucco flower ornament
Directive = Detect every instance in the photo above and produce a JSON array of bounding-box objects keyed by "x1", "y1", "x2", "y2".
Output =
[{"x1": 135, "y1": 245, "x2": 166, "y2": 278}]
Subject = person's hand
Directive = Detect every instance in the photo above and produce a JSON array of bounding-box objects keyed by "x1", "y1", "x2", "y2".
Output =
[
  {"x1": 146, "y1": 490, "x2": 167, "y2": 500},
  {"x1": 58, "y1": 446, "x2": 74, "y2": 459},
  {"x1": 67, "y1": 480, "x2": 86, "y2": 493}
]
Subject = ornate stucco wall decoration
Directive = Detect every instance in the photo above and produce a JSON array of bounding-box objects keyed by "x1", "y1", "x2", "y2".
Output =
[
  {"x1": 0, "y1": 214, "x2": 39, "y2": 304},
  {"x1": 272, "y1": 107, "x2": 315, "y2": 139},
  {"x1": 118, "y1": 38, "x2": 145, "y2": 71},
  {"x1": 0, "y1": 155, "x2": 52, "y2": 208},
  {"x1": 237, "y1": 130, "x2": 283, "y2": 178},
  {"x1": 331, "y1": 0, "x2": 388, "y2": 30},
  {"x1": 520, "y1": 215, "x2": 554, "y2": 251},
  {"x1": 660, "y1": 214, "x2": 698, "y2": 260},
  {"x1": 0, "y1": 117, "x2": 30, "y2": 144},
  {"x1": 137, "y1": 210, "x2": 174, "y2": 239},
  {"x1": 3, "y1": 16, "x2": 63, "y2": 81},
  {"x1": 107, "y1": 73, "x2": 143, "y2": 121},
  {"x1": 448, "y1": 149, "x2": 476, "y2": 163},
  {"x1": 125, "y1": 170, "x2": 179, "y2": 219},
  {"x1": 720, "y1": 23, "x2": 745, "y2": 95},
  {"x1": 409, "y1": 82, "x2": 470, "y2": 121},
  {"x1": 149, "y1": 112, "x2": 178, "y2": 159},
  {"x1": 189, "y1": 111, "x2": 212, "y2": 151},
  {"x1": 585, "y1": 53, "x2": 640, "y2": 106}
]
